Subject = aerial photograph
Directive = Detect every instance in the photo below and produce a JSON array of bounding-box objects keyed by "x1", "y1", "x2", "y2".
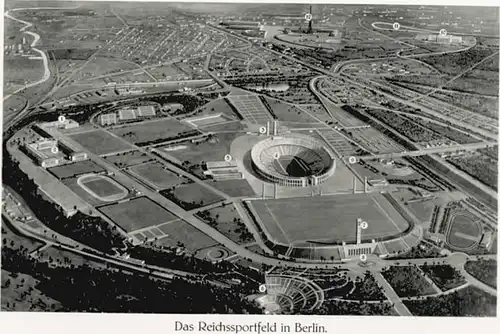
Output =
[{"x1": 1, "y1": 1, "x2": 498, "y2": 317}]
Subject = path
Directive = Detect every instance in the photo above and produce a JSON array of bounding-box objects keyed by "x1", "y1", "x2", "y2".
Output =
[{"x1": 372, "y1": 272, "x2": 412, "y2": 316}]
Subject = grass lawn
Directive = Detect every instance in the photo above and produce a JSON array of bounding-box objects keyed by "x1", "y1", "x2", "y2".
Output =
[
  {"x1": 129, "y1": 162, "x2": 187, "y2": 189},
  {"x1": 197, "y1": 204, "x2": 255, "y2": 244},
  {"x1": 381, "y1": 266, "x2": 437, "y2": 297},
  {"x1": 206, "y1": 179, "x2": 256, "y2": 197},
  {"x1": 48, "y1": 160, "x2": 104, "y2": 179},
  {"x1": 404, "y1": 286, "x2": 496, "y2": 316},
  {"x1": 420, "y1": 264, "x2": 467, "y2": 291},
  {"x1": 165, "y1": 132, "x2": 241, "y2": 164},
  {"x1": 110, "y1": 118, "x2": 194, "y2": 145},
  {"x1": 407, "y1": 200, "x2": 436, "y2": 223},
  {"x1": 103, "y1": 150, "x2": 153, "y2": 168},
  {"x1": 464, "y1": 259, "x2": 497, "y2": 288},
  {"x1": 98, "y1": 197, "x2": 177, "y2": 232},
  {"x1": 1, "y1": 269, "x2": 63, "y2": 311},
  {"x1": 2, "y1": 220, "x2": 43, "y2": 253},
  {"x1": 155, "y1": 220, "x2": 218, "y2": 253},
  {"x1": 264, "y1": 97, "x2": 319, "y2": 123},
  {"x1": 447, "y1": 214, "x2": 481, "y2": 249},
  {"x1": 162, "y1": 183, "x2": 223, "y2": 210},
  {"x1": 69, "y1": 130, "x2": 134, "y2": 155},
  {"x1": 82, "y1": 177, "x2": 126, "y2": 198}
]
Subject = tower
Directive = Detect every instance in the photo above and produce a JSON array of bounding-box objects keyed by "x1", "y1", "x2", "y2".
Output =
[
  {"x1": 307, "y1": 5, "x2": 313, "y2": 34},
  {"x1": 364, "y1": 176, "x2": 368, "y2": 193},
  {"x1": 352, "y1": 176, "x2": 356, "y2": 194},
  {"x1": 356, "y1": 218, "x2": 362, "y2": 245}
]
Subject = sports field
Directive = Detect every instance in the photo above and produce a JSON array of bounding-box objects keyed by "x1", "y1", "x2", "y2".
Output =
[
  {"x1": 48, "y1": 160, "x2": 104, "y2": 179},
  {"x1": 83, "y1": 178, "x2": 123, "y2": 198},
  {"x1": 104, "y1": 150, "x2": 152, "y2": 168},
  {"x1": 249, "y1": 193, "x2": 409, "y2": 245},
  {"x1": 69, "y1": 129, "x2": 134, "y2": 155},
  {"x1": 169, "y1": 183, "x2": 224, "y2": 209},
  {"x1": 110, "y1": 118, "x2": 194, "y2": 145},
  {"x1": 98, "y1": 197, "x2": 178, "y2": 232},
  {"x1": 447, "y1": 214, "x2": 482, "y2": 250},
  {"x1": 129, "y1": 162, "x2": 186, "y2": 189},
  {"x1": 227, "y1": 95, "x2": 273, "y2": 124},
  {"x1": 154, "y1": 220, "x2": 219, "y2": 253},
  {"x1": 207, "y1": 179, "x2": 256, "y2": 197},
  {"x1": 77, "y1": 174, "x2": 128, "y2": 201},
  {"x1": 263, "y1": 97, "x2": 320, "y2": 123},
  {"x1": 165, "y1": 132, "x2": 241, "y2": 164}
]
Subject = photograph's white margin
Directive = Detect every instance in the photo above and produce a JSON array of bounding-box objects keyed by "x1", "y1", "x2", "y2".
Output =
[{"x1": 0, "y1": 0, "x2": 498, "y2": 333}]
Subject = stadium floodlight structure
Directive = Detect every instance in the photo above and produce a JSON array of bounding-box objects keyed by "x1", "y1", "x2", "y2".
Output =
[{"x1": 251, "y1": 133, "x2": 336, "y2": 187}]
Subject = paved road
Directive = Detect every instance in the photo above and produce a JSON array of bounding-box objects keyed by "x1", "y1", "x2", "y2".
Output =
[
  {"x1": 356, "y1": 141, "x2": 497, "y2": 160},
  {"x1": 409, "y1": 51, "x2": 499, "y2": 102},
  {"x1": 342, "y1": 75, "x2": 497, "y2": 141},
  {"x1": 371, "y1": 21, "x2": 499, "y2": 38}
]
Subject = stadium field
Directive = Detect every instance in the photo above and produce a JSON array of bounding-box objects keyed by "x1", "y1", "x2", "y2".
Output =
[
  {"x1": 69, "y1": 129, "x2": 134, "y2": 155},
  {"x1": 98, "y1": 197, "x2": 178, "y2": 232},
  {"x1": 447, "y1": 214, "x2": 482, "y2": 249},
  {"x1": 249, "y1": 193, "x2": 409, "y2": 245}
]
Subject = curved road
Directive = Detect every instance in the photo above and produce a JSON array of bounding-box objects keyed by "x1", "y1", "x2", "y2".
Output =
[{"x1": 3, "y1": 6, "x2": 80, "y2": 100}]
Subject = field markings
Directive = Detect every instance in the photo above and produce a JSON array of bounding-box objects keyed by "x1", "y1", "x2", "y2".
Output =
[
  {"x1": 453, "y1": 232, "x2": 478, "y2": 241},
  {"x1": 371, "y1": 196, "x2": 403, "y2": 233},
  {"x1": 264, "y1": 203, "x2": 291, "y2": 244},
  {"x1": 127, "y1": 218, "x2": 181, "y2": 236}
]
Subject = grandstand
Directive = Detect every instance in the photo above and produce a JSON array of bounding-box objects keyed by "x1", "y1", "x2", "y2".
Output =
[
  {"x1": 375, "y1": 225, "x2": 424, "y2": 257},
  {"x1": 251, "y1": 133, "x2": 335, "y2": 187}
]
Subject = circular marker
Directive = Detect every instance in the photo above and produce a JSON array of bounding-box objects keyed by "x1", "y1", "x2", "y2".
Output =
[
  {"x1": 439, "y1": 29, "x2": 447, "y2": 36},
  {"x1": 348, "y1": 156, "x2": 357, "y2": 164},
  {"x1": 360, "y1": 254, "x2": 367, "y2": 262},
  {"x1": 259, "y1": 284, "x2": 267, "y2": 293},
  {"x1": 393, "y1": 22, "x2": 400, "y2": 31},
  {"x1": 51, "y1": 146, "x2": 59, "y2": 154},
  {"x1": 259, "y1": 126, "x2": 267, "y2": 134},
  {"x1": 273, "y1": 152, "x2": 280, "y2": 160},
  {"x1": 58, "y1": 115, "x2": 66, "y2": 123},
  {"x1": 304, "y1": 13, "x2": 313, "y2": 21},
  {"x1": 224, "y1": 154, "x2": 232, "y2": 162},
  {"x1": 360, "y1": 221, "x2": 368, "y2": 230}
]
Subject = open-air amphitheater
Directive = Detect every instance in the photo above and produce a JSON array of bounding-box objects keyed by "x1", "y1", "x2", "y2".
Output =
[
  {"x1": 251, "y1": 133, "x2": 336, "y2": 187},
  {"x1": 257, "y1": 275, "x2": 325, "y2": 314}
]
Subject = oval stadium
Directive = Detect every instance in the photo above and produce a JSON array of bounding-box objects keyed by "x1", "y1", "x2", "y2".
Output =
[{"x1": 251, "y1": 133, "x2": 335, "y2": 187}]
